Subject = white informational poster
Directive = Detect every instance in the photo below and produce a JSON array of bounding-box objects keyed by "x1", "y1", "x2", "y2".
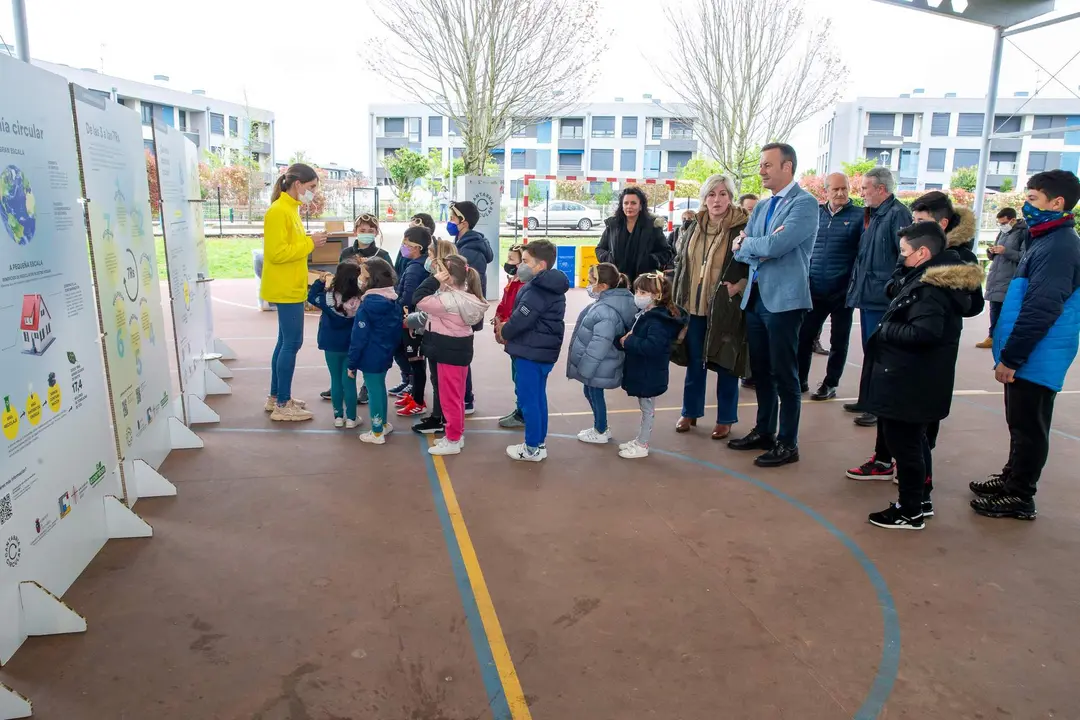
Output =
[
  {"x1": 0, "y1": 56, "x2": 123, "y2": 665},
  {"x1": 455, "y1": 175, "x2": 502, "y2": 300},
  {"x1": 185, "y1": 140, "x2": 216, "y2": 354},
  {"x1": 72, "y1": 86, "x2": 176, "y2": 504},
  {"x1": 153, "y1": 121, "x2": 218, "y2": 424}
]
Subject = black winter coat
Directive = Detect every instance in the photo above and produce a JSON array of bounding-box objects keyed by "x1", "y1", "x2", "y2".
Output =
[
  {"x1": 846, "y1": 195, "x2": 913, "y2": 311},
  {"x1": 858, "y1": 254, "x2": 985, "y2": 423},
  {"x1": 616, "y1": 306, "x2": 688, "y2": 398},
  {"x1": 596, "y1": 214, "x2": 674, "y2": 284},
  {"x1": 455, "y1": 230, "x2": 495, "y2": 296},
  {"x1": 810, "y1": 201, "x2": 863, "y2": 297},
  {"x1": 501, "y1": 269, "x2": 570, "y2": 365}
]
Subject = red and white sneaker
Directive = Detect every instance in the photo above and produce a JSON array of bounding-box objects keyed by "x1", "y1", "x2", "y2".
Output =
[
  {"x1": 846, "y1": 454, "x2": 896, "y2": 481},
  {"x1": 394, "y1": 394, "x2": 413, "y2": 408},
  {"x1": 396, "y1": 398, "x2": 427, "y2": 417}
]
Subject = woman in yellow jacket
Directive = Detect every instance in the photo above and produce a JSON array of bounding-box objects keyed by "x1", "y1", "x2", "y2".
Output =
[{"x1": 262, "y1": 163, "x2": 327, "y2": 421}]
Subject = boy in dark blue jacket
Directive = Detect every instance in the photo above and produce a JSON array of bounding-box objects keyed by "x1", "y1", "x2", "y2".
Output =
[
  {"x1": 498, "y1": 239, "x2": 570, "y2": 462},
  {"x1": 394, "y1": 226, "x2": 433, "y2": 417},
  {"x1": 972, "y1": 170, "x2": 1080, "y2": 520}
]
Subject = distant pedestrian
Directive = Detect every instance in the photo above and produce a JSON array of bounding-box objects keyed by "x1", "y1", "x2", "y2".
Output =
[{"x1": 978, "y1": 207, "x2": 1029, "y2": 348}]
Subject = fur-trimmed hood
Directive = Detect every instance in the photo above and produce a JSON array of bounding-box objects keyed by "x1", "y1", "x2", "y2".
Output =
[
  {"x1": 946, "y1": 206, "x2": 977, "y2": 249},
  {"x1": 921, "y1": 260, "x2": 985, "y2": 292}
]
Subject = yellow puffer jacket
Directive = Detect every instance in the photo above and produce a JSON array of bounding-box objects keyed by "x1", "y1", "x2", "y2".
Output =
[{"x1": 260, "y1": 193, "x2": 314, "y2": 304}]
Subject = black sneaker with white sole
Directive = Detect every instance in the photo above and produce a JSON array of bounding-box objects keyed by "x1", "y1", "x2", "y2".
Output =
[
  {"x1": 969, "y1": 473, "x2": 1007, "y2": 497},
  {"x1": 358, "y1": 385, "x2": 369, "y2": 405},
  {"x1": 970, "y1": 494, "x2": 1037, "y2": 520},
  {"x1": 868, "y1": 503, "x2": 925, "y2": 530},
  {"x1": 388, "y1": 381, "x2": 411, "y2": 397},
  {"x1": 921, "y1": 500, "x2": 934, "y2": 518},
  {"x1": 320, "y1": 389, "x2": 332, "y2": 400},
  {"x1": 412, "y1": 416, "x2": 445, "y2": 435}
]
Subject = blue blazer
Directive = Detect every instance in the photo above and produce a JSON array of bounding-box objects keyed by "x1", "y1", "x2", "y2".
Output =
[{"x1": 733, "y1": 183, "x2": 818, "y2": 313}]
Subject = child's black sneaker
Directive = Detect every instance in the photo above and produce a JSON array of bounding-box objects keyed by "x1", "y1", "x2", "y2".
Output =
[
  {"x1": 358, "y1": 385, "x2": 369, "y2": 405},
  {"x1": 412, "y1": 416, "x2": 445, "y2": 435},
  {"x1": 921, "y1": 500, "x2": 934, "y2": 518},
  {"x1": 464, "y1": 401, "x2": 475, "y2": 416},
  {"x1": 868, "y1": 503, "x2": 925, "y2": 530},
  {"x1": 968, "y1": 473, "x2": 1007, "y2": 497},
  {"x1": 319, "y1": 389, "x2": 332, "y2": 400},
  {"x1": 497, "y1": 410, "x2": 525, "y2": 429},
  {"x1": 970, "y1": 494, "x2": 1037, "y2": 520}
]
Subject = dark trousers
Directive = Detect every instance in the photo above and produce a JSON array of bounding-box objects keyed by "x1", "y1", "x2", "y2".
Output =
[
  {"x1": 428, "y1": 357, "x2": 443, "y2": 421},
  {"x1": 875, "y1": 420, "x2": 936, "y2": 484},
  {"x1": 797, "y1": 292, "x2": 854, "y2": 388},
  {"x1": 988, "y1": 300, "x2": 1003, "y2": 336},
  {"x1": 880, "y1": 418, "x2": 931, "y2": 516},
  {"x1": 1003, "y1": 379, "x2": 1056, "y2": 499},
  {"x1": 393, "y1": 346, "x2": 412, "y2": 383},
  {"x1": 745, "y1": 293, "x2": 804, "y2": 446},
  {"x1": 465, "y1": 367, "x2": 474, "y2": 405},
  {"x1": 409, "y1": 356, "x2": 427, "y2": 404}
]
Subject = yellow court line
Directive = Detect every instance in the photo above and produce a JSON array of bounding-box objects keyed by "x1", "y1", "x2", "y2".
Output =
[{"x1": 427, "y1": 439, "x2": 534, "y2": 720}]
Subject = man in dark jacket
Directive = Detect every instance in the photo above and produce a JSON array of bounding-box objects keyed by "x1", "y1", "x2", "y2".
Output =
[
  {"x1": 977, "y1": 208, "x2": 1029, "y2": 348},
  {"x1": 799, "y1": 173, "x2": 862, "y2": 400},
  {"x1": 844, "y1": 167, "x2": 913, "y2": 426},
  {"x1": 448, "y1": 200, "x2": 495, "y2": 414},
  {"x1": 499, "y1": 240, "x2": 570, "y2": 462},
  {"x1": 863, "y1": 221, "x2": 985, "y2": 530},
  {"x1": 971, "y1": 170, "x2": 1080, "y2": 520}
]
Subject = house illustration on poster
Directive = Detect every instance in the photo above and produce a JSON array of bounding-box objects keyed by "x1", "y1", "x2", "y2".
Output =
[{"x1": 21, "y1": 293, "x2": 55, "y2": 355}]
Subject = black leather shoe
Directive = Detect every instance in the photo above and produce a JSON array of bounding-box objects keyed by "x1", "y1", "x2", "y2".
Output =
[
  {"x1": 854, "y1": 412, "x2": 878, "y2": 427},
  {"x1": 842, "y1": 402, "x2": 861, "y2": 413},
  {"x1": 801, "y1": 383, "x2": 810, "y2": 393},
  {"x1": 755, "y1": 443, "x2": 800, "y2": 468},
  {"x1": 728, "y1": 429, "x2": 775, "y2": 451},
  {"x1": 811, "y1": 382, "x2": 837, "y2": 401}
]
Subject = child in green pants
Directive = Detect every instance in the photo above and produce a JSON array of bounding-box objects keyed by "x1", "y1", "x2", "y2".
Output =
[{"x1": 307, "y1": 263, "x2": 363, "y2": 428}]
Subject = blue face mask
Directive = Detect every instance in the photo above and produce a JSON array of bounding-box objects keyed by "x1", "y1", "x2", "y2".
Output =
[
  {"x1": 424, "y1": 257, "x2": 433, "y2": 273},
  {"x1": 1022, "y1": 201, "x2": 1065, "y2": 228},
  {"x1": 446, "y1": 221, "x2": 459, "y2": 237}
]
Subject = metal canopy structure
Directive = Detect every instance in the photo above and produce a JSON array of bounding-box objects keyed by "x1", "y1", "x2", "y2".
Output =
[{"x1": 872, "y1": 0, "x2": 1080, "y2": 222}]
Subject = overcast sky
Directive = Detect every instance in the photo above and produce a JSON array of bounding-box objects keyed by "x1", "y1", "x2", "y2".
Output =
[{"x1": 4, "y1": 0, "x2": 1080, "y2": 173}]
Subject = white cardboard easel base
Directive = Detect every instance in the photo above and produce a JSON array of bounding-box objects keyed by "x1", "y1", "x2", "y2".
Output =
[
  {"x1": 168, "y1": 416, "x2": 203, "y2": 449},
  {"x1": 207, "y1": 358, "x2": 233, "y2": 379},
  {"x1": 19, "y1": 582, "x2": 86, "y2": 638},
  {"x1": 185, "y1": 396, "x2": 220, "y2": 425},
  {"x1": 203, "y1": 370, "x2": 231, "y2": 396},
  {"x1": 0, "y1": 683, "x2": 31, "y2": 719},
  {"x1": 132, "y1": 460, "x2": 178, "y2": 498},
  {"x1": 213, "y1": 338, "x2": 237, "y2": 360},
  {"x1": 104, "y1": 496, "x2": 153, "y2": 539}
]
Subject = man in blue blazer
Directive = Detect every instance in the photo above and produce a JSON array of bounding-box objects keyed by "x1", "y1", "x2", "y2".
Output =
[{"x1": 730, "y1": 143, "x2": 819, "y2": 467}]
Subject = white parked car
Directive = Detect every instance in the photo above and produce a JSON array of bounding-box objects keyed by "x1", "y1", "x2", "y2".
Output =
[
  {"x1": 512, "y1": 201, "x2": 603, "y2": 231},
  {"x1": 652, "y1": 198, "x2": 700, "y2": 215}
]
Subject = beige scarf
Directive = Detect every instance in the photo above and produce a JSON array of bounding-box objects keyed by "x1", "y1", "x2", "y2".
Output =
[{"x1": 685, "y1": 205, "x2": 746, "y2": 315}]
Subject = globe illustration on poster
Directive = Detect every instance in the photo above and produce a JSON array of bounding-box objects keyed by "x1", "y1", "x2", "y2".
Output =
[{"x1": 1, "y1": 165, "x2": 36, "y2": 245}]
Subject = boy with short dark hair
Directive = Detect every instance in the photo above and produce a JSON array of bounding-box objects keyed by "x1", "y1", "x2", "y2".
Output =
[
  {"x1": 498, "y1": 239, "x2": 569, "y2": 462},
  {"x1": 972, "y1": 170, "x2": 1080, "y2": 520}
]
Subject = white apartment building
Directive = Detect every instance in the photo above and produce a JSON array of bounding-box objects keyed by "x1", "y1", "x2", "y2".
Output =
[
  {"x1": 31, "y1": 58, "x2": 276, "y2": 186},
  {"x1": 369, "y1": 98, "x2": 699, "y2": 200},
  {"x1": 816, "y1": 91, "x2": 1080, "y2": 192}
]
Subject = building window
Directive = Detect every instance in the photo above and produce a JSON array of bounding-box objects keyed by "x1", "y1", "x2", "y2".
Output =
[
  {"x1": 590, "y1": 149, "x2": 614, "y2": 172},
  {"x1": 867, "y1": 113, "x2": 894, "y2": 136},
  {"x1": 956, "y1": 113, "x2": 984, "y2": 137},
  {"x1": 899, "y1": 148, "x2": 919, "y2": 176},
  {"x1": 670, "y1": 120, "x2": 693, "y2": 139},
  {"x1": 651, "y1": 118, "x2": 663, "y2": 140},
  {"x1": 927, "y1": 148, "x2": 947, "y2": 172},
  {"x1": 901, "y1": 113, "x2": 915, "y2": 137},
  {"x1": 560, "y1": 118, "x2": 584, "y2": 139},
  {"x1": 1033, "y1": 115, "x2": 1067, "y2": 139},
  {"x1": 994, "y1": 115, "x2": 1021, "y2": 134},
  {"x1": 925, "y1": 183, "x2": 943, "y2": 190},
  {"x1": 429, "y1": 116, "x2": 443, "y2": 137},
  {"x1": 409, "y1": 117, "x2": 421, "y2": 142},
  {"x1": 953, "y1": 149, "x2": 981, "y2": 170},
  {"x1": 229, "y1": 116, "x2": 238, "y2": 137},
  {"x1": 209, "y1": 112, "x2": 225, "y2": 135},
  {"x1": 645, "y1": 149, "x2": 660, "y2": 172},
  {"x1": 591, "y1": 116, "x2": 615, "y2": 138},
  {"x1": 448, "y1": 118, "x2": 460, "y2": 136},
  {"x1": 558, "y1": 151, "x2": 582, "y2": 171},
  {"x1": 384, "y1": 117, "x2": 405, "y2": 137},
  {"x1": 141, "y1": 103, "x2": 154, "y2": 126},
  {"x1": 989, "y1": 151, "x2": 1018, "y2": 175},
  {"x1": 589, "y1": 181, "x2": 607, "y2": 195},
  {"x1": 1027, "y1": 151, "x2": 1048, "y2": 173},
  {"x1": 510, "y1": 150, "x2": 527, "y2": 169},
  {"x1": 620, "y1": 149, "x2": 636, "y2": 172},
  {"x1": 930, "y1": 113, "x2": 950, "y2": 137},
  {"x1": 510, "y1": 179, "x2": 524, "y2": 198},
  {"x1": 452, "y1": 147, "x2": 464, "y2": 160},
  {"x1": 178, "y1": 109, "x2": 187, "y2": 131},
  {"x1": 666, "y1": 150, "x2": 692, "y2": 172},
  {"x1": 622, "y1": 116, "x2": 638, "y2": 138}
]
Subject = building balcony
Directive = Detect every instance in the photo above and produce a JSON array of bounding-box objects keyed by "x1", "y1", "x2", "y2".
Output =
[
  {"x1": 558, "y1": 138, "x2": 585, "y2": 151},
  {"x1": 863, "y1": 134, "x2": 903, "y2": 149},
  {"x1": 660, "y1": 138, "x2": 696, "y2": 152},
  {"x1": 250, "y1": 140, "x2": 271, "y2": 154},
  {"x1": 987, "y1": 174, "x2": 1018, "y2": 189},
  {"x1": 987, "y1": 161, "x2": 1018, "y2": 175}
]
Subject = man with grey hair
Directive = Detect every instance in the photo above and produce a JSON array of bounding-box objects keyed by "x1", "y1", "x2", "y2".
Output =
[{"x1": 845, "y1": 165, "x2": 913, "y2": 427}]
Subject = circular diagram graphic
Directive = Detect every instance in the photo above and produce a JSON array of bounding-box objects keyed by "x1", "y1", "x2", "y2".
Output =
[{"x1": 1, "y1": 165, "x2": 36, "y2": 246}]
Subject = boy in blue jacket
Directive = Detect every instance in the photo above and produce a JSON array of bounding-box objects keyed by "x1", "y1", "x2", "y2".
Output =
[
  {"x1": 497, "y1": 239, "x2": 570, "y2": 462},
  {"x1": 972, "y1": 170, "x2": 1080, "y2": 520}
]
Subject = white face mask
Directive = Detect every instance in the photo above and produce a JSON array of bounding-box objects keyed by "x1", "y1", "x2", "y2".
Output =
[
  {"x1": 299, "y1": 189, "x2": 315, "y2": 204},
  {"x1": 634, "y1": 294, "x2": 654, "y2": 311},
  {"x1": 586, "y1": 284, "x2": 599, "y2": 299}
]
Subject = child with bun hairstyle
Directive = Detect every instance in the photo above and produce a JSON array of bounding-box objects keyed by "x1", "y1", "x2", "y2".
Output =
[{"x1": 347, "y1": 257, "x2": 402, "y2": 444}]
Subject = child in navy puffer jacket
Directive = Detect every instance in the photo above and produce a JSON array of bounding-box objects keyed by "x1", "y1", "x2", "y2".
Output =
[
  {"x1": 308, "y1": 263, "x2": 363, "y2": 428},
  {"x1": 348, "y1": 257, "x2": 403, "y2": 444}
]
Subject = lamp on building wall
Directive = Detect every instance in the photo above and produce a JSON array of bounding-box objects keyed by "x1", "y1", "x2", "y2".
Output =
[{"x1": 879, "y1": 150, "x2": 892, "y2": 167}]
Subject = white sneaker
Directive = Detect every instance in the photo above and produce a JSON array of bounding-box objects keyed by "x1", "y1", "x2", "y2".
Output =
[
  {"x1": 382, "y1": 422, "x2": 394, "y2": 436},
  {"x1": 334, "y1": 417, "x2": 345, "y2": 429},
  {"x1": 270, "y1": 400, "x2": 314, "y2": 422},
  {"x1": 619, "y1": 440, "x2": 650, "y2": 459},
  {"x1": 506, "y1": 443, "x2": 544, "y2": 462},
  {"x1": 577, "y1": 428, "x2": 610, "y2": 444},
  {"x1": 429, "y1": 438, "x2": 462, "y2": 456},
  {"x1": 358, "y1": 430, "x2": 385, "y2": 444},
  {"x1": 345, "y1": 419, "x2": 360, "y2": 430},
  {"x1": 618, "y1": 439, "x2": 635, "y2": 451}
]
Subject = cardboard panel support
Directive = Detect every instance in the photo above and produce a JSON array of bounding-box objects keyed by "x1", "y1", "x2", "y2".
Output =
[
  {"x1": 203, "y1": 371, "x2": 231, "y2": 396},
  {"x1": 0, "y1": 684, "x2": 32, "y2": 719},
  {"x1": 132, "y1": 460, "x2": 177, "y2": 499},
  {"x1": 168, "y1": 416, "x2": 203, "y2": 449}
]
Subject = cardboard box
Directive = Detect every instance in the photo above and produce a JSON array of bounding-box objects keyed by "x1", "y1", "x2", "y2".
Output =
[{"x1": 311, "y1": 237, "x2": 345, "y2": 264}]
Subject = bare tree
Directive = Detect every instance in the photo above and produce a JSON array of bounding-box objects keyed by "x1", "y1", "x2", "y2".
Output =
[
  {"x1": 363, "y1": 0, "x2": 605, "y2": 175},
  {"x1": 663, "y1": 0, "x2": 847, "y2": 190}
]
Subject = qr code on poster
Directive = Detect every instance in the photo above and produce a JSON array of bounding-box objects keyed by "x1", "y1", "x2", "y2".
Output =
[{"x1": 0, "y1": 494, "x2": 11, "y2": 526}]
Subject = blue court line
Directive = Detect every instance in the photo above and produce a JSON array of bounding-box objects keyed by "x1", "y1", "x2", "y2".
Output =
[{"x1": 204, "y1": 425, "x2": 899, "y2": 719}]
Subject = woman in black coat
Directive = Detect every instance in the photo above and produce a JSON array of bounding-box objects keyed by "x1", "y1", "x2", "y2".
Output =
[{"x1": 596, "y1": 187, "x2": 674, "y2": 285}]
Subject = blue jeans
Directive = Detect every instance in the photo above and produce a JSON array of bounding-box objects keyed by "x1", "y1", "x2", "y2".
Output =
[
  {"x1": 583, "y1": 384, "x2": 608, "y2": 433},
  {"x1": 860, "y1": 308, "x2": 885, "y2": 350},
  {"x1": 745, "y1": 294, "x2": 804, "y2": 446},
  {"x1": 681, "y1": 314, "x2": 740, "y2": 425},
  {"x1": 514, "y1": 358, "x2": 552, "y2": 448},
  {"x1": 270, "y1": 302, "x2": 305, "y2": 404},
  {"x1": 989, "y1": 300, "x2": 1002, "y2": 337}
]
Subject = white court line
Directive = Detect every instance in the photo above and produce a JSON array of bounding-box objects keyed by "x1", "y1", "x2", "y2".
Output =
[{"x1": 212, "y1": 297, "x2": 264, "y2": 311}]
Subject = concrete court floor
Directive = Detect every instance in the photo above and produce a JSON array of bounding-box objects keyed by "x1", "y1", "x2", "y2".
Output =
[{"x1": 2, "y1": 278, "x2": 1080, "y2": 720}]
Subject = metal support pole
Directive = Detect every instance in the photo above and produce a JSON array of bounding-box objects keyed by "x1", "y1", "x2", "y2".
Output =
[
  {"x1": 11, "y1": 0, "x2": 30, "y2": 62},
  {"x1": 974, "y1": 26, "x2": 1005, "y2": 229},
  {"x1": 216, "y1": 187, "x2": 223, "y2": 236}
]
